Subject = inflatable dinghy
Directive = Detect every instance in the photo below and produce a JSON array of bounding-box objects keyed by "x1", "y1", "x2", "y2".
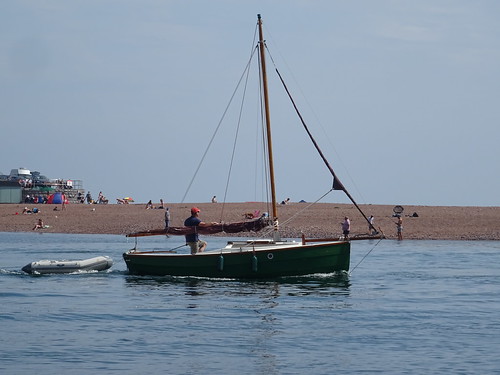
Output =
[{"x1": 22, "y1": 256, "x2": 113, "y2": 274}]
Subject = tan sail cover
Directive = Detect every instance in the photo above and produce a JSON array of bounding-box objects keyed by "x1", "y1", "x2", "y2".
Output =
[{"x1": 127, "y1": 217, "x2": 270, "y2": 238}]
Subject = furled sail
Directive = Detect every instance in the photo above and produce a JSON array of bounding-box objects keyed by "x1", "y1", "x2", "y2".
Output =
[{"x1": 126, "y1": 217, "x2": 270, "y2": 238}]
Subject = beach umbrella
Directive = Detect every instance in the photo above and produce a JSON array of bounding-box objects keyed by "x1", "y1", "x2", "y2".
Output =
[{"x1": 124, "y1": 197, "x2": 134, "y2": 202}]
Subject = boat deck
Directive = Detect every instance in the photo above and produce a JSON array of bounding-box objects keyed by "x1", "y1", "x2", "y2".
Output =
[{"x1": 221, "y1": 239, "x2": 302, "y2": 253}]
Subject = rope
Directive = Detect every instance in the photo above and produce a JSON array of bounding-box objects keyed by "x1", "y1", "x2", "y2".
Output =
[
  {"x1": 147, "y1": 243, "x2": 187, "y2": 254},
  {"x1": 278, "y1": 189, "x2": 333, "y2": 228},
  {"x1": 220, "y1": 46, "x2": 255, "y2": 222},
  {"x1": 257, "y1": 45, "x2": 273, "y2": 216},
  {"x1": 168, "y1": 243, "x2": 188, "y2": 252},
  {"x1": 266, "y1": 45, "x2": 377, "y2": 234},
  {"x1": 219, "y1": 26, "x2": 261, "y2": 219},
  {"x1": 248, "y1": 189, "x2": 333, "y2": 240},
  {"x1": 130, "y1": 237, "x2": 187, "y2": 253},
  {"x1": 181, "y1": 45, "x2": 259, "y2": 203},
  {"x1": 349, "y1": 237, "x2": 383, "y2": 275},
  {"x1": 264, "y1": 42, "x2": 366, "y2": 204}
]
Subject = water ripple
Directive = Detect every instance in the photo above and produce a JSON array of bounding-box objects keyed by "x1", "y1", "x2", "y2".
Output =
[{"x1": 1, "y1": 233, "x2": 500, "y2": 374}]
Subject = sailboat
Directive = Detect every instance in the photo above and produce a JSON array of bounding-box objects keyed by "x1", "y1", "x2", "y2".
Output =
[{"x1": 122, "y1": 15, "x2": 380, "y2": 278}]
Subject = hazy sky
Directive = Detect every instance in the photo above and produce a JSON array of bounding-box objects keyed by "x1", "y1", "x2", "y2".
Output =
[{"x1": 1, "y1": 1, "x2": 499, "y2": 207}]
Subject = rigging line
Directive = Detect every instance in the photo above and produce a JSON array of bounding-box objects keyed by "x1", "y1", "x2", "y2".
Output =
[
  {"x1": 252, "y1": 188, "x2": 332, "y2": 240},
  {"x1": 250, "y1": 74, "x2": 266, "y2": 204},
  {"x1": 258, "y1": 20, "x2": 278, "y2": 226},
  {"x1": 256, "y1": 51, "x2": 267, "y2": 206},
  {"x1": 257, "y1": 44, "x2": 272, "y2": 214},
  {"x1": 181, "y1": 45, "x2": 259, "y2": 203},
  {"x1": 246, "y1": 23, "x2": 266, "y2": 204},
  {"x1": 150, "y1": 243, "x2": 187, "y2": 253},
  {"x1": 220, "y1": 31, "x2": 259, "y2": 221},
  {"x1": 170, "y1": 243, "x2": 188, "y2": 251},
  {"x1": 278, "y1": 189, "x2": 334, "y2": 228},
  {"x1": 264, "y1": 46, "x2": 367, "y2": 204},
  {"x1": 268, "y1": 52, "x2": 376, "y2": 233},
  {"x1": 250, "y1": 189, "x2": 333, "y2": 240},
  {"x1": 349, "y1": 238, "x2": 383, "y2": 275},
  {"x1": 220, "y1": 53, "x2": 252, "y2": 220},
  {"x1": 265, "y1": 47, "x2": 343, "y2": 188}
]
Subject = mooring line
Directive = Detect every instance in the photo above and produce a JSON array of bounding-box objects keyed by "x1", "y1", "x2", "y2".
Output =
[{"x1": 349, "y1": 238, "x2": 384, "y2": 275}]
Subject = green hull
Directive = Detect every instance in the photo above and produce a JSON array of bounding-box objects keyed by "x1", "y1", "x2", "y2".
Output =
[{"x1": 123, "y1": 241, "x2": 350, "y2": 278}]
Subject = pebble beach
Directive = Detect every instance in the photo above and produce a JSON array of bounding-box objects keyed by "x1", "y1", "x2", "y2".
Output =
[{"x1": 1, "y1": 202, "x2": 499, "y2": 240}]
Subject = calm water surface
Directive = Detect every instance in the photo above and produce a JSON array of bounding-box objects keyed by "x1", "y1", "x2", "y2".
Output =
[{"x1": 1, "y1": 232, "x2": 499, "y2": 374}]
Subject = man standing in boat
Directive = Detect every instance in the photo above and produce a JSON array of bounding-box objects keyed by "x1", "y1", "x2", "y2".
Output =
[{"x1": 184, "y1": 207, "x2": 217, "y2": 254}]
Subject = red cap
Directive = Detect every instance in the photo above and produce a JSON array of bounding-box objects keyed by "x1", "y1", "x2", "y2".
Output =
[{"x1": 191, "y1": 207, "x2": 200, "y2": 214}]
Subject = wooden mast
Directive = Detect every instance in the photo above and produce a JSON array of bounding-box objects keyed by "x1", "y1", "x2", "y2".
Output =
[{"x1": 257, "y1": 14, "x2": 279, "y2": 239}]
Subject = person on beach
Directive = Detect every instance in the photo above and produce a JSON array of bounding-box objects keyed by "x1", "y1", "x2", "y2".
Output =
[
  {"x1": 396, "y1": 216, "x2": 403, "y2": 240},
  {"x1": 164, "y1": 207, "x2": 170, "y2": 236},
  {"x1": 184, "y1": 207, "x2": 217, "y2": 254},
  {"x1": 145, "y1": 200, "x2": 154, "y2": 209},
  {"x1": 368, "y1": 215, "x2": 375, "y2": 233},
  {"x1": 33, "y1": 218, "x2": 44, "y2": 230},
  {"x1": 341, "y1": 217, "x2": 350, "y2": 239},
  {"x1": 211, "y1": 196, "x2": 217, "y2": 203}
]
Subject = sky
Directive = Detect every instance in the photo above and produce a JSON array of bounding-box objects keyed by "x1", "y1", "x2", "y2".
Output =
[{"x1": 1, "y1": 0, "x2": 499, "y2": 207}]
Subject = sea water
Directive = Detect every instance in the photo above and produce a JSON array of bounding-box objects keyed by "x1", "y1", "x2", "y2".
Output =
[{"x1": 1, "y1": 232, "x2": 499, "y2": 374}]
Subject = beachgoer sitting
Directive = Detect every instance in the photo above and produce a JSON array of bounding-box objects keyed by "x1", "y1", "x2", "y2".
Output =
[
  {"x1": 33, "y1": 218, "x2": 44, "y2": 230},
  {"x1": 244, "y1": 210, "x2": 261, "y2": 219}
]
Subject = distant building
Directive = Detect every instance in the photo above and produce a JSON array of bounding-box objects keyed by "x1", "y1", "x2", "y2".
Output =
[{"x1": 0, "y1": 167, "x2": 85, "y2": 204}]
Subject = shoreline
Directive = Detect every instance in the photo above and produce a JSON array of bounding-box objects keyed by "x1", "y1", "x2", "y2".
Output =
[{"x1": 1, "y1": 203, "x2": 499, "y2": 241}]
